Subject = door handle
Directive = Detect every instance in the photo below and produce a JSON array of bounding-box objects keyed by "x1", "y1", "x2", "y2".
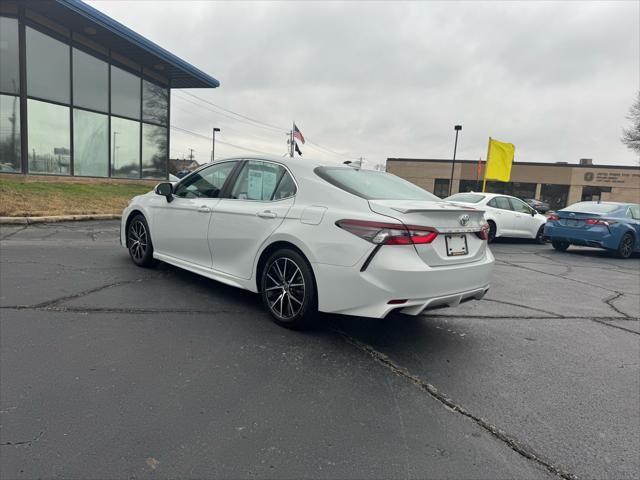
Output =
[
  {"x1": 257, "y1": 210, "x2": 277, "y2": 219},
  {"x1": 197, "y1": 206, "x2": 211, "y2": 213}
]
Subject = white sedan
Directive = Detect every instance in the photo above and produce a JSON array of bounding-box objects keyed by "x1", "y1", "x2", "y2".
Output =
[
  {"x1": 445, "y1": 192, "x2": 547, "y2": 243},
  {"x1": 121, "y1": 157, "x2": 494, "y2": 329}
]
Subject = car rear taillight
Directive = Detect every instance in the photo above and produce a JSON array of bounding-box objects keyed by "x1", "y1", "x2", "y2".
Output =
[
  {"x1": 548, "y1": 214, "x2": 560, "y2": 221},
  {"x1": 585, "y1": 218, "x2": 617, "y2": 226},
  {"x1": 336, "y1": 219, "x2": 438, "y2": 245},
  {"x1": 476, "y1": 223, "x2": 490, "y2": 240}
]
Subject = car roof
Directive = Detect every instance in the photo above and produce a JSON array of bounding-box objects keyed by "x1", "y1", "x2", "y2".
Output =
[
  {"x1": 450, "y1": 192, "x2": 516, "y2": 200},
  {"x1": 208, "y1": 155, "x2": 374, "y2": 178}
]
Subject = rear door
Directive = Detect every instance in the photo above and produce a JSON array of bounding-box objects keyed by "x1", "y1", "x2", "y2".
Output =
[
  {"x1": 487, "y1": 196, "x2": 516, "y2": 236},
  {"x1": 208, "y1": 160, "x2": 295, "y2": 279},
  {"x1": 368, "y1": 200, "x2": 487, "y2": 267}
]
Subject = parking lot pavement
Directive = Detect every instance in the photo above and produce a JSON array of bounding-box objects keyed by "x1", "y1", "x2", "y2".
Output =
[{"x1": 1, "y1": 221, "x2": 638, "y2": 479}]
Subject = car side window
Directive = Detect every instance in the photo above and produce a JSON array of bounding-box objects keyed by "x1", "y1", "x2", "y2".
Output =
[
  {"x1": 509, "y1": 198, "x2": 532, "y2": 214},
  {"x1": 273, "y1": 171, "x2": 297, "y2": 200},
  {"x1": 173, "y1": 162, "x2": 236, "y2": 199},
  {"x1": 231, "y1": 160, "x2": 285, "y2": 201},
  {"x1": 488, "y1": 197, "x2": 512, "y2": 210},
  {"x1": 629, "y1": 206, "x2": 640, "y2": 220}
]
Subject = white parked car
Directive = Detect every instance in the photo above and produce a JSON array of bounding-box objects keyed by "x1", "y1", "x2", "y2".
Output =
[
  {"x1": 121, "y1": 157, "x2": 494, "y2": 328},
  {"x1": 445, "y1": 192, "x2": 547, "y2": 243}
]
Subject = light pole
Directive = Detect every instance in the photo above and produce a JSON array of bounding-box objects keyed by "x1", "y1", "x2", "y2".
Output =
[
  {"x1": 211, "y1": 127, "x2": 220, "y2": 161},
  {"x1": 448, "y1": 125, "x2": 462, "y2": 196}
]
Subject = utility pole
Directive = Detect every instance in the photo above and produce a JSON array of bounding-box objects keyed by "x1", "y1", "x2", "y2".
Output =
[
  {"x1": 187, "y1": 148, "x2": 194, "y2": 170},
  {"x1": 211, "y1": 128, "x2": 220, "y2": 161},
  {"x1": 448, "y1": 125, "x2": 462, "y2": 196}
]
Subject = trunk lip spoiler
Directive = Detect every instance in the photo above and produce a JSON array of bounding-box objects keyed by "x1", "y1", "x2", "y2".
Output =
[{"x1": 386, "y1": 206, "x2": 483, "y2": 214}]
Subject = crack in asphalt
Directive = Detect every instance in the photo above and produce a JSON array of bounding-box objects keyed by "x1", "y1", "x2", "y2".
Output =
[
  {"x1": 603, "y1": 292, "x2": 634, "y2": 319},
  {"x1": 0, "y1": 305, "x2": 248, "y2": 315},
  {"x1": 30, "y1": 280, "x2": 142, "y2": 309},
  {"x1": 496, "y1": 260, "x2": 625, "y2": 295},
  {"x1": 0, "y1": 226, "x2": 28, "y2": 241},
  {"x1": 589, "y1": 318, "x2": 640, "y2": 335},
  {"x1": 0, "y1": 431, "x2": 44, "y2": 447},
  {"x1": 483, "y1": 298, "x2": 563, "y2": 317},
  {"x1": 334, "y1": 329, "x2": 578, "y2": 480}
]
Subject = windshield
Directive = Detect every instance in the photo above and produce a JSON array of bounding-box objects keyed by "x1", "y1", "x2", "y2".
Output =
[
  {"x1": 562, "y1": 202, "x2": 621, "y2": 214},
  {"x1": 315, "y1": 167, "x2": 440, "y2": 201},
  {"x1": 445, "y1": 193, "x2": 485, "y2": 204}
]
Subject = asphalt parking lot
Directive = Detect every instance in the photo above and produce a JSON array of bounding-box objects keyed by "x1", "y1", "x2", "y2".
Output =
[{"x1": 1, "y1": 220, "x2": 638, "y2": 480}]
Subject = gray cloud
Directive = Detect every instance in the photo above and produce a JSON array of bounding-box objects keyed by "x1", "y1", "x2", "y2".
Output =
[{"x1": 90, "y1": 0, "x2": 639, "y2": 167}]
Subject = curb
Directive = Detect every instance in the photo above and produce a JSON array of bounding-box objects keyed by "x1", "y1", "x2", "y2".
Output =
[{"x1": 0, "y1": 214, "x2": 122, "y2": 225}]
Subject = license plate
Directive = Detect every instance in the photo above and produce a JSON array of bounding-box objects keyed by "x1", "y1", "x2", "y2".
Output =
[{"x1": 445, "y1": 234, "x2": 468, "y2": 256}]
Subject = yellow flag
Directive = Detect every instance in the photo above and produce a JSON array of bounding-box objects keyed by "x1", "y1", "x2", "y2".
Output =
[{"x1": 485, "y1": 138, "x2": 515, "y2": 182}]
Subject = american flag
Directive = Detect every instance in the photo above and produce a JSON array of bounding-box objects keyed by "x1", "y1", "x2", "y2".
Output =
[{"x1": 293, "y1": 123, "x2": 305, "y2": 144}]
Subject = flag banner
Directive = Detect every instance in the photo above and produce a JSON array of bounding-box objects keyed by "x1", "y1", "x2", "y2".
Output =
[
  {"x1": 294, "y1": 141, "x2": 302, "y2": 156},
  {"x1": 485, "y1": 138, "x2": 515, "y2": 182},
  {"x1": 293, "y1": 123, "x2": 305, "y2": 144}
]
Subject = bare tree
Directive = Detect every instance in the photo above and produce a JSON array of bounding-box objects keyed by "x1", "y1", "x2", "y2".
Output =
[{"x1": 621, "y1": 91, "x2": 640, "y2": 157}]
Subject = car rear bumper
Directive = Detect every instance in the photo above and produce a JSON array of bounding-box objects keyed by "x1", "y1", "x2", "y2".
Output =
[
  {"x1": 544, "y1": 224, "x2": 618, "y2": 249},
  {"x1": 312, "y1": 245, "x2": 494, "y2": 318}
]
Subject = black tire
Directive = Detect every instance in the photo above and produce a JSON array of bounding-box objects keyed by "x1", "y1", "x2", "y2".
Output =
[
  {"x1": 616, "y1": 233, "x2": 634, "y2": 259},
  {"x1": 552, "y1": 240, "x2": 569, "y2": 252},
  {"x1": 260, "y1": 248, "x2": 317, "y2": 329},
  {"x1": 127, "y1": 214, "x2": 156, "y2": 267},
  {"x1": 487, "y1": 221, "x2": 497, "y2": 243},
  {"x1": 535, "y1": 225, "x2": 546, "y2": 244}
]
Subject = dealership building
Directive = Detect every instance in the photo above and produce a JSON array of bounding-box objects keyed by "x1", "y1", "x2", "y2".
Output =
[
  {"x1": 0, "y1": 0, "x2": 219, "y2": 180},
  {"x1": 387, "y1": 158, "x2": 640, "y2": 210}
]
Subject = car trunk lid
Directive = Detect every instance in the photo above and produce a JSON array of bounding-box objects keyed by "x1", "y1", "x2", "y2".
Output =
[{"x1": 368, "y1": 200, "x2": 487, "y2": 266}]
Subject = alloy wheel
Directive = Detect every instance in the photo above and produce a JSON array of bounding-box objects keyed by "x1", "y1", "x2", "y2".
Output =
[
  {"x1": 620, "y1": 235, "x2": 633, "y2": 258},
  {"x1": 128, "y1": 220, "x2": 148, "y2": 262},
  {"x1": 264, "y1": 257, "x2": 306, "y2": 320}
]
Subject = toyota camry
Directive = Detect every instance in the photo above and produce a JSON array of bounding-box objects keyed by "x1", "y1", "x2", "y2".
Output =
[{"x1": 121, "y1": 157, "x2": 494, "y2": 328}]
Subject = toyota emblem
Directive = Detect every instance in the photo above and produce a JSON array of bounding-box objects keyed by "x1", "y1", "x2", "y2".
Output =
[{"x1": 459, "y1": 214, "x2": 470, "y2": 226}]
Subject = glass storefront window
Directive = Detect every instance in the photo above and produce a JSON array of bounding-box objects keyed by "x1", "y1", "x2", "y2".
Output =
[
  {"x1": 0, "y1": 17, "x2": 20, "y2": 94},
  {"x1": 73, "y1": 48, "x2": 108, "y2": 112},
  {"x1": 0, "y1": 94, "x2": 21, "y2": 171},
  {"x1": 111, "y1": 66, "x2": 140, "y2": 119},
  {"x1": 27, "y1": 99, "x2": 70, "y2": 175},
  {"x1": 73, "y1": 109, "x2": 108, "y2": 177},
  {"x1": 111, "y1": 116, "x2": 140, "y2": 178},
  {"x1": 540, "y1": 184, "x2": 570, "y2": 211},
  {"x1": 142, "y1": 80, "x2": 168, "y2": 126},
  {"x1": 458, "y1": 179, "x2": 482, "y2": 192},
  {"x1": 141, "y1": 123, "x2": 167, "y2": 179},
  {"x1": 26, "y1": 27, "x2": 70, "y2": 104},
  {"x1": 433, "y1": 178, "x2": 450, "y2": 198}
]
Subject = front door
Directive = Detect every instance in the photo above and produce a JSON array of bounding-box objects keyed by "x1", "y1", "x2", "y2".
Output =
[
  {"x1": 151, "y1": 161, "x2": 238, "y2": 267},
  {"x1": 208, "y1": 160, "x2": 296, "y2": 279},
  {"x1": 509, "y1": 197, "x2": 538, "y2": 237}
]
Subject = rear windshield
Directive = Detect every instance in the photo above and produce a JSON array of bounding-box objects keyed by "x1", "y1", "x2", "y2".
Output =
[
  {"x1": 314, "y1": 167, "x2": 440, "y2": 201},
  {"x1": 445, "y1": 193, "x2": 485, "y2": 204},
  {"x1": 562, "y1": 202, "x2": 621, "y2": 214}
]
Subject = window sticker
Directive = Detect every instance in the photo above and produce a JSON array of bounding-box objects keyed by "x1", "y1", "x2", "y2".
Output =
[
  {"x1": 248, "y1": 169, "x2": 263, "y2": 199},
  {"x1": 263, "y1": 171, "x2": 278, "y2": 199}
]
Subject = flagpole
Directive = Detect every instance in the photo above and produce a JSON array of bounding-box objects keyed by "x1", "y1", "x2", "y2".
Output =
[
  {"x1": 291, "y1": 121, "x2": 294, "y2": 158},
  {"x1": 482, "y1": 137, "x2": 491, "y2": 192}
]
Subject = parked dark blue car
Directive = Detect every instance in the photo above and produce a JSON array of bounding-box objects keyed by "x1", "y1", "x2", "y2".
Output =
[{"x1": 544, "y1": 201, "x2": 640, "y2": 258}]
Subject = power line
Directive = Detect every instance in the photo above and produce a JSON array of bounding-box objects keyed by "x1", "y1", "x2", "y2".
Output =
[
  {"x1": 170, "y1": 125, "x2": 277, "y2": 157},
  {"x1": 173, "y1": 90, "x2": 365, "y2": 162},
  {"x1": 176, "y1": 90, "x2": 288, "y2": 133}
]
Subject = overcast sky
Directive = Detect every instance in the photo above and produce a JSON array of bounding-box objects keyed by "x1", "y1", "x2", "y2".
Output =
[{"x1": 89, "y1": 0, "x2": 639, "y2": 168}]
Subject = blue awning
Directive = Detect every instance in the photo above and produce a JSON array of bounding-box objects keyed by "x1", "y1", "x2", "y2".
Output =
[{"x1": 26, "y1": 0, "x2": 220, "y2": 89}]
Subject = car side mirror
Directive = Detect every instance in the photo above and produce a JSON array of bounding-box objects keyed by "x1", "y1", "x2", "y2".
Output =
[
  {"x1": 155, "y1": 182, "x2": 173, "y2": 202},
  {"x1": 531, "y1": 210, "x2": 536, "y2": 216}
]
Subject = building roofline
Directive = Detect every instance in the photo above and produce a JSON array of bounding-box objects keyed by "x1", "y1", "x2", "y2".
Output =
[
  {"x1": 386, "y1": 158, "x2": 640, "y2": 170},
  {"x1": 29, "y1": 0, "x2": 220, "y2": 89}
]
